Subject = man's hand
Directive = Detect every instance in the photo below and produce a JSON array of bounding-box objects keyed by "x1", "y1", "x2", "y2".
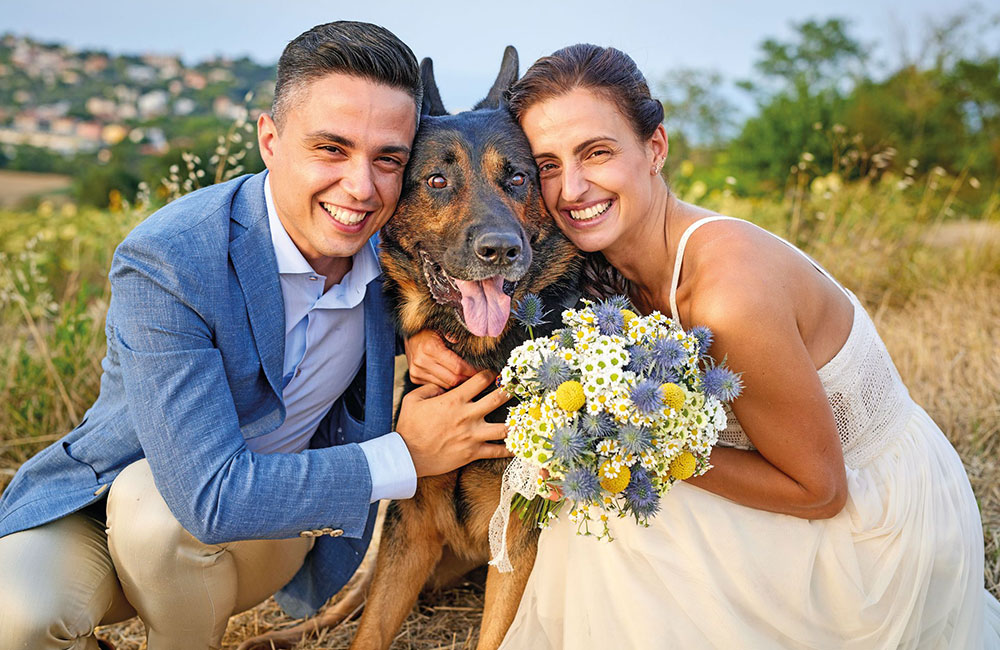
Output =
[
  {"x1": 404, "y1": 330, "x2": 477, "y2": 389},
  {"x1": 395, "y1": 370, "x2": 513, "y2": 477}
]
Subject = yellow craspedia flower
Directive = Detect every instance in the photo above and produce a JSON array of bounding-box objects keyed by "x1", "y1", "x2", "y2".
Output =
[
  {"x1": 669, "y1": 451, "x2": 697, "y2": 480},
  {"x1": 555, "y1": 380, "x2": 585, "y2": 412},
  {"x1": 621, "y1": 309, "x2": 638, "y2": 326},
  {"x1": 528, "y1": 405, "x2": 542, "y2": 420},
  {"x1": 599, "y1": 462, "x2": 631, "y2": 493},
  {"x1": 661, "y1": 382, "x2": 685, "y2": 410}
]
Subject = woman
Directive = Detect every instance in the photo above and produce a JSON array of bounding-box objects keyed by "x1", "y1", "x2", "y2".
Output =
[{"x1": 407, "y1": 45, "x2": 1000, "y2": 648}]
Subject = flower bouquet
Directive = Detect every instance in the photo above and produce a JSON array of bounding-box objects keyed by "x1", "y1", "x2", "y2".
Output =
[{"x1": 488, "y1": 295, "x2": 742, "y2": 572}]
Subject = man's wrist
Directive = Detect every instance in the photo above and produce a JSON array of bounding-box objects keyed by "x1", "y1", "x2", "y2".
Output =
[{"x1": 358, "y1": 432, "x2": 417, "y2": 502}]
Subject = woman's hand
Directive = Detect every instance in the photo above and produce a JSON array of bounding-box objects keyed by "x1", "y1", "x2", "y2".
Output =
[{"x1": 404, "y1": 330, "x2": 478, "y2": 389}]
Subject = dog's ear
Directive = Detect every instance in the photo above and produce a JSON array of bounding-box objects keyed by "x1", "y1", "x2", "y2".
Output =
[
  {"x1": 474, "y1": 45, "x2": 518, "y2": 111},
  {"x1": 420, "y1": 57, "x2": 448, "y2": 117}
]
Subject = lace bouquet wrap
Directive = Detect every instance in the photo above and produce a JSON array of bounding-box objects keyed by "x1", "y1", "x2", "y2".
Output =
[{"x1": 488, "y1": 296, "x2": 742, "y2": 572}]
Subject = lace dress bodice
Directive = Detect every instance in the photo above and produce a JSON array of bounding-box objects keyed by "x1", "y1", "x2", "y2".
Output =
[{"x1": 671, "y1": 217, "x2": 914, "y2": 468}]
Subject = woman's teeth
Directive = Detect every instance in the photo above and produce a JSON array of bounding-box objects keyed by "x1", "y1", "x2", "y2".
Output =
[
  {"x1": 569, "y1": 200, "x2": 612, "y2": 221},
  {"x1": 322, "y1": 203, "x2": 367, "y2": 225}
]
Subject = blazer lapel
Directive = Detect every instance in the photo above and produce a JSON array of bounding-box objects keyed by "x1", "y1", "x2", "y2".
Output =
[
  {"x1": 229, "y1": 173, "x2": 285, "y2": 401},
  {"x1": 362, "y1": 274, "x2": 395, "y2": 440}
]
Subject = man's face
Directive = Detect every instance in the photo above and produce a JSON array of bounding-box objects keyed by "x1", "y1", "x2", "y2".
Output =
[{"x1": 258, "y1": 72, "x2": 417, "y2": 268}]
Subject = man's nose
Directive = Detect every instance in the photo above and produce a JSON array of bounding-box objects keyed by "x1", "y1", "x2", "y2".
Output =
[{"x1": 341, "y1": 159, "x2": 377, "y2": 203}]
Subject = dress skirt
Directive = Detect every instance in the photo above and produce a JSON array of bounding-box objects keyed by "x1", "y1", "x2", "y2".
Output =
[{"x1": 499, "y1": 404, "x2": 1000, "y2": 649}]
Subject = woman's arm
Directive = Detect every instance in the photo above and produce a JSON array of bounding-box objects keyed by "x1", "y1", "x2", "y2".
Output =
[{"x1": 682, "y1": 266, "x2": 848, "y2": 520}]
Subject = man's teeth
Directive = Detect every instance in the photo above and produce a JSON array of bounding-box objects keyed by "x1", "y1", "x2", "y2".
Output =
[
  {"x1": 569, "y1": 200, "x2": 612, "y2": 221},
  {"x1": 322, "y1": 203, "x2": 367, "y2": 225}
]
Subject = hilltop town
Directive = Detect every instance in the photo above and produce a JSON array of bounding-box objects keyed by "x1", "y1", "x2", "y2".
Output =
[{"x1": 0, "y1": 33, "x2": 274, "y2": 162}]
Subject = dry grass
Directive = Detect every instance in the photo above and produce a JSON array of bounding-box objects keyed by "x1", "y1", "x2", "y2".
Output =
[{"x1": 0, "y1": 169, "x2": 72, "y2": 207}]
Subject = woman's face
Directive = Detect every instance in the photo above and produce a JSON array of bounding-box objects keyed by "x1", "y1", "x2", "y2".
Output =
[{"x1": 520, "y1": 87, "x2": 664, "y2": 254}]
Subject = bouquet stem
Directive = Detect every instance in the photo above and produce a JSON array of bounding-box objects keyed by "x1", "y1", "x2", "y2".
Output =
[{"x1": 511, "y1": 494, "x2": 563, "y2": 529}]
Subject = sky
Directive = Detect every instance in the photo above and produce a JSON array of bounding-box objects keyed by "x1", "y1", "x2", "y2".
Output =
[{"x1": 4, "y1": 0, "x2": 996, "y2": 110}]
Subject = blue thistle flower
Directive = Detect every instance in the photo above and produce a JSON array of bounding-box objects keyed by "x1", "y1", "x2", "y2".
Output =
[
  {"x1": 607, "y1": 294, "x2": 632, "y2": 311},
  {"x1": 537, "y1": 355, "x2": 571, "y2": 391},
  {"x1": 626, "y1": 346, "x2": 652, "y2": 374},
  {"x1": 702, "y1": 365, "x2": 743, "y2": 402},
  {"x1": 580, "y1": 411, "x2": 615, "y2": 438},
  {"x1": 617, "y1": 423, "x2": 653, "y2": 455},
  {"x1": 624, "y1": 467, "x2": 660, "y2": 519},
  {"x1": 649, "y1": 365, "x2": 680, "y2": 385},
  {"x1": 629, "y1": 379, "x2": 663, "y2": 415},
  {"x1": 561, "y1": 467, "x2": 601, "y2": 503},
  {"x1": 551, "y1": 425, "x2": 590, "y2": 466},
  {"x1": 512, "y1": 293, "x2": 548, "y2": 331},
  {"x1": 557, "y1": 328, "x2": 576, "y2": 349},
  {"x1": 688, "y1": 325, "x2": 714, "y2": 355},
  {"x1": 593, "y1": 301, "x2": 625, "y2": 336},
  {"x1": 650, "y1": 337, "x2": 686, "y2": 370}
]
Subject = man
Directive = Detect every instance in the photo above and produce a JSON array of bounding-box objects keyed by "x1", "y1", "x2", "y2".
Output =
[{"x1": 0, "y1": 21, "x2": 510, "y2": 650}]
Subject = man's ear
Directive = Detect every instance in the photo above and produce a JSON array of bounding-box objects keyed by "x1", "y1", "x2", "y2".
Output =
[{"x1": 258, "y1": 113, "x2": 278, "y2": 168}]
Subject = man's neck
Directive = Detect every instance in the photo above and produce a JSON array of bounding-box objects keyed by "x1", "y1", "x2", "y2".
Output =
[{"x1": 309, "y1": 255, "x2": 353, "y2": 292}]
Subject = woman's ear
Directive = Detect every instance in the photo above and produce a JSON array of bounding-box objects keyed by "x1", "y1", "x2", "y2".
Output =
[{"x1": 649, "y1": 124, "x2": 668, "y2": 175}]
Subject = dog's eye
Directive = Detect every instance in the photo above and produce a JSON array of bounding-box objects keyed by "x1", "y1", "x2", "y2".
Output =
[
  {"x1": 510, "y1": 173, "x2": 525, "y2": 186},
  {"x1": 427, "y1": 174, "x2": 449, "y2": 189}
]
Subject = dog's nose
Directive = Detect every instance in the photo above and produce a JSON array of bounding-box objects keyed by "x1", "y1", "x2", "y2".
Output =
[{"x1": 474, "y1": 231, "x2": 522, "y2": 265}]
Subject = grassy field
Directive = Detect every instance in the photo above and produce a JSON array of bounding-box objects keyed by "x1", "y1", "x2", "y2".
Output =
[{"x1": 1, "y1": 166, "x2": 998, "y2": 648}]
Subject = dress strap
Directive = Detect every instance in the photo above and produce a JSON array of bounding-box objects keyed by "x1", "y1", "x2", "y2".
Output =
[
  {"x1": 668, "y1": 216, "x2": 740, "y2": 323},
  {"x1": 668, "y1": 216, "x2": 851, "y2": 324}
]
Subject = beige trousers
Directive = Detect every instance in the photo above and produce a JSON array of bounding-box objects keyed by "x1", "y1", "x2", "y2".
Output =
[{"x1": 0, "y1": 459, "x2": 313, "y2": 650}]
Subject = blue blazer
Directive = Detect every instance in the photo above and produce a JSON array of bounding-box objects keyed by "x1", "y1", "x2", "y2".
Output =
[{"x1": 0, "y1": 172, "x2": 396, "y2": 617}]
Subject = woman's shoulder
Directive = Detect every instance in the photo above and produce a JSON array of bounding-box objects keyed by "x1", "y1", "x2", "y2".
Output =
[{"x1": 681, "y1": 218, "x2": 800, "y2": 329}]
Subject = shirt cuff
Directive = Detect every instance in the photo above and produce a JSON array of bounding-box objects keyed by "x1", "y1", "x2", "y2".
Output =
[{"x1": 358, "y1": 432, "x2": 417, "y2": 502}]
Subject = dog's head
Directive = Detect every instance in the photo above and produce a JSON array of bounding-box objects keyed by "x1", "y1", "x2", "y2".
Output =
[{"x1": 381, "y1": 47, "x2": 580, "y2": 368}]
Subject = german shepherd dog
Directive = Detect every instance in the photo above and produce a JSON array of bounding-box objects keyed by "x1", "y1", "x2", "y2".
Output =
[{"x1": 238, "y1": 48, "x2": 582, "y2": 650}]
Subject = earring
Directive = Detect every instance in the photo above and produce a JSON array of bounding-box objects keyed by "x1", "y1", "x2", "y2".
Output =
[{"x1": 652, "y1": 158, "x2": 664, "y2": 175}]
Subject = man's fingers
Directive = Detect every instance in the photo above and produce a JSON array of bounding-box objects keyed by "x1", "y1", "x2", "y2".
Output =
[
  {"x1": 476, "y1": 423, "x2": 509, "y2": 442},
  {"x1": 473, "y1": 387, "x2": 512, "y2": 416},
  {"x1": 452, "y1": 369, "x2": 497, "y2": 399},
  {"x1": 407, "y1": 382, "x2": 445, "y2": 400},
  {"x1": 474, "y1": 442, "x2": 514, "y2": 460}
]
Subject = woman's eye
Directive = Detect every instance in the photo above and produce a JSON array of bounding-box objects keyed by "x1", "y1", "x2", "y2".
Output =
[
  {"x1": 537, "y1": 162, "x2": 556, "y2": 173},
  {"x1": 589, "y1": 149, "x2": 611, "y2": 159},
  {"x1": 427, "y1": 174, "x2": 448, "y2": 189},
  {"x1": 510, "y1": 173, "x2": 525, "y2": 186}
]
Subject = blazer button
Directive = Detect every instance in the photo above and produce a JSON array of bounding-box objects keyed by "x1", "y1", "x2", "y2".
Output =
[
  {"x1": 299, "y1": 530, "x2": 318, "y2": 538},
  {"x1": 329, "y1": 529, "x2": 344, "y2": 537},
  {"x1": 320, "y1": 527, "x2": 334, "y2": 535}
]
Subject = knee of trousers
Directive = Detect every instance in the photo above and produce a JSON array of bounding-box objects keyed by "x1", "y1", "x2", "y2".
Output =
[
  {"x1": 0, "y1": 590, "x2": 87, "y2": 649},
  {"x1": 106, "y1": 459, "x2": 225, "y2": 579}
]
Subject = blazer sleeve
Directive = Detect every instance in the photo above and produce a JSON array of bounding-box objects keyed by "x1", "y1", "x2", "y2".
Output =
[{"x1": 109, "y1": 232, "x2": 374, "y2": 543}]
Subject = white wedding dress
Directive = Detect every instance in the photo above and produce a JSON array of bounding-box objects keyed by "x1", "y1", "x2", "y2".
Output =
[{"x1": 499, "y1": 216, "x2": 1000, "y2": 649}]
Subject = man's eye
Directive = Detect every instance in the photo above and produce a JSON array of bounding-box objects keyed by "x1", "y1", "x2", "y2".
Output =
[
  {"x1": 321, "y1": 145, "x2": 344, "y2": 155},
  {"x1": 378, "y1": 156, "x2": 403, "y2": 168},
  {"x1": 510, "y1": 173, "x2": 525, "y2": 186},
  {"x1": 427, "y1": 174, "x2": 448, "y2": 189}
]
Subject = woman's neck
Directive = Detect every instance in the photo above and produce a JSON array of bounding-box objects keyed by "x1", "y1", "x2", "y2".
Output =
[{"x1": 601, "y1": 184, "x2": 679, "y2": 313}]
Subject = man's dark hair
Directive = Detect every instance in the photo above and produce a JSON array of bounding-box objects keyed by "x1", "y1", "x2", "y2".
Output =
[{"x1": 272, "y1": 21, "x2": 422, "y2": 128}]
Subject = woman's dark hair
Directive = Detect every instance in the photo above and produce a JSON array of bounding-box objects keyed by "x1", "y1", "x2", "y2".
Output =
[
  {"x1": 272, "y1": 21, "x2": 422, "y2": 129},
  {"x1": 506, "y1": 44, "x2": 666, "y2": 301}
]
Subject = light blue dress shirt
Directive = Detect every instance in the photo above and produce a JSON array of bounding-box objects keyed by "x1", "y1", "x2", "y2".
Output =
[{"x1": 254, "y1": 174, "x2": 416, "y2": 502}]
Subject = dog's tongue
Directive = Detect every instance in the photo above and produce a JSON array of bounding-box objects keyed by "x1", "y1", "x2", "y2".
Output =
[{"x1": 454, "y1": 276, "x2": 510, "y2": 338}]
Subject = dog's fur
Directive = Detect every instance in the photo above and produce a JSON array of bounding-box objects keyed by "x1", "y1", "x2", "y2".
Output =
[{"x1": 238, "y1": 48, "x2": 582, "y2": 650}]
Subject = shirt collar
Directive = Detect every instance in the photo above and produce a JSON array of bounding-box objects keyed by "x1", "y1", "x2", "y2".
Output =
[{"x1": 264, "y1": 172, "x2": 382, "y2": 287}]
